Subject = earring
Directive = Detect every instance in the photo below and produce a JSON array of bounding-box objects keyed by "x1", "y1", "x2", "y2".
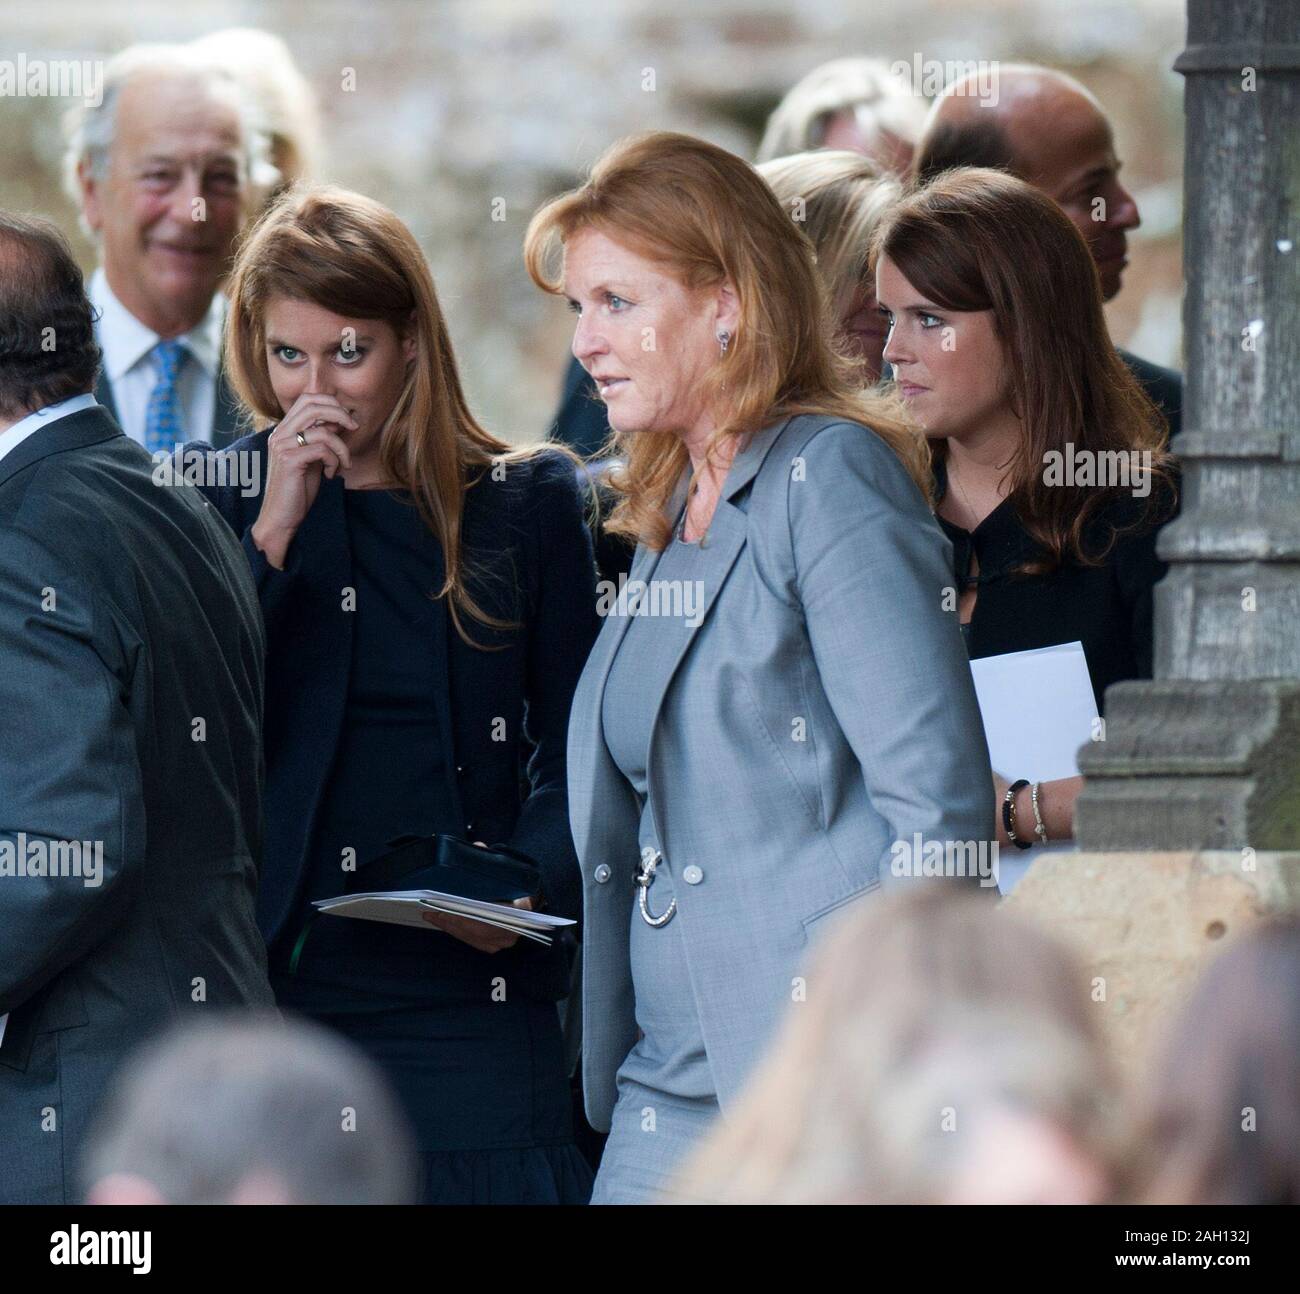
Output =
[{"x1": 717, "y1": 330, "x2": 731, "y2": 355}]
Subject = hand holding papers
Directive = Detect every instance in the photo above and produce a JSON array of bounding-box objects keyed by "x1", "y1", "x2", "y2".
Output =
[
  {"x1": 309, "y1": 833, "x2": 575, "y2": 952},
  {"x1": 313, "y1": 889, "x2": 575, "y2": 947},
  {"x1": 968, "y1": 641, "x2": 1098, "y2": 895}
]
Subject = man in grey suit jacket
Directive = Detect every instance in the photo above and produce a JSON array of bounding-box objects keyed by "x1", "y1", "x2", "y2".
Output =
[{"x1": 0, "y1": 213, "x2": 274, "y2": 1204}]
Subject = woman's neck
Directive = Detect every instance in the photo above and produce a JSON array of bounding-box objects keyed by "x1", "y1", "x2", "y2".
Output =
[
  {"x1": 340, "y1": 451, "x2": 392, "y2": 491},
  {"x1": 940, "y1": 410, "x2": 1023, "y2": 526},
  {"x1": 680, "y1": 417, "x2": 739, "y2": 494},
  {"x1": 681, "y1": 412, "x2": 723, "y2": 476},
  {"x1": 677, "y1": 416, "x2": 739, "y2": 540},
  {"x1": 947, "y1": 409, "x2": 1020, "y2": 474}
]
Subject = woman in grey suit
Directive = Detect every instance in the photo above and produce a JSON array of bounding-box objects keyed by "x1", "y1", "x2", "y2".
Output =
[{"x1": 524, "y1": 131, "x2": 995, "y2": 1204}]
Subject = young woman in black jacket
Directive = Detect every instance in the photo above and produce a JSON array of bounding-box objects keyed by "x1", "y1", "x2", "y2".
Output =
[{"x1": 201, "y1": 186, "x2": 599, "y2": 1204}]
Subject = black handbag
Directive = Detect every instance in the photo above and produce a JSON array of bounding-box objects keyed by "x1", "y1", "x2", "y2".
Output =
[{"x1": 348, "y1": 833, "x2": 542, "y2": 903}]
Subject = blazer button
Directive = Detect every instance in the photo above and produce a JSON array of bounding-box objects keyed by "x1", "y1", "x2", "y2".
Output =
[
  {"x1": 683, "y1": 864, "x2": 704, "y2": 885},
  {"x1": 594, "y1": 864, "x2": 612, "y2": 883}
]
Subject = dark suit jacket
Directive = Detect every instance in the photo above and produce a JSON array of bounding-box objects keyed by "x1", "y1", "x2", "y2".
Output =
[
  {"x1": 197, "y1": 431, "x2": 599, "y2": 994},
  {"x1": 95, "y1": 362, "x2": 244, "y2": 450},
  {"x1": 551, "y1": 357, "x2": 635, "y2": 583},
  {"x1": 0, "y1": 404, "x2": 274, "y2": 1204},
  {"x1": 1118, "y1": 348, "x2": 1183, "y2": 440},
  {"x1": 550, "y1": 354, "x2": 610, "y2": 460}
]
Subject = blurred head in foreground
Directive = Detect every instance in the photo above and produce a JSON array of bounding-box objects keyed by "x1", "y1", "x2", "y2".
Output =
[
  {"x1": 82, "y1": 1013, "x2": 418, "y2": 1204},
  {"x1": 1132, "y1": 918, "x2": 1300, "y2": 1205},
  {"x1": 673, "y1": 887, "x2": 1120, "y2": 1204}
]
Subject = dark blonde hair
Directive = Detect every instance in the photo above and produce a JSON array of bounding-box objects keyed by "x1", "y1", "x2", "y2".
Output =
[
  {"x1": 524, "y1": 131, "x2": 930, "y2": 551},
  {"x1": 872, "y1": 166, "x2": 1176, "y2": 572},
  {"x1": 758, "y1": 149, "x2": 902, "y2": 380},
  {"x1": 225, "y1": 185, "x2": 561, "y2": 643}
]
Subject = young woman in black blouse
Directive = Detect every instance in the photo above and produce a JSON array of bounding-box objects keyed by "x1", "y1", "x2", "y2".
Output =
[{"x1": 873, "y1": 167, "x2": 1176, "y2": 850}]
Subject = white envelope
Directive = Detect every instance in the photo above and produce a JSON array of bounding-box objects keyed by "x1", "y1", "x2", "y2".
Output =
[{"x1": 969, "y1": 641, "x2": 1098, "y2": 894}]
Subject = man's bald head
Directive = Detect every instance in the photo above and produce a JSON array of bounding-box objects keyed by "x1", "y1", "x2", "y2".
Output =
[{"x1": 914, "y1": 65, "x2": 1141, "y2": 300}]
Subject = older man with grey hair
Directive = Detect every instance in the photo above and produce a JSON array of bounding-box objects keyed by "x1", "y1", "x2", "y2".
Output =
[{"x1": 63, "y1": 43, "x2": 277, "y2": 451}]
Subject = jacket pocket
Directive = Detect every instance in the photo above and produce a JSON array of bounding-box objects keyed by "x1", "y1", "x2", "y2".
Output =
[
  {"x1": 800, "y1": 874, "x2": 881, "y2": 938},
  {"x1": 0, "y1": 973, "x2": 89, "y2": 1073}
]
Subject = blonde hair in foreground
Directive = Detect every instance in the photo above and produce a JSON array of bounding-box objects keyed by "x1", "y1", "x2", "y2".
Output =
[
  {"x1": 226, "y1": 185, "x2": 567, "y2": 645},
  {"x1": 524, "y1": 131, "x2": 931, "y2": 552},
  {"x1": 672, "y1": 887, "x2": 1125, "y2": 1204}
]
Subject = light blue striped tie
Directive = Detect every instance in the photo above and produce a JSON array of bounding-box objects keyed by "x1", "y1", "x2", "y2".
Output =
[{"x1": 143, "y1": 339, "x2": 188, "y2": 454}]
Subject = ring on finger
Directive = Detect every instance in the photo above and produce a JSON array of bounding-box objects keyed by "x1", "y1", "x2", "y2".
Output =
[{"x1": 295, "y1": 431, "x2": 308, "y2": 447}]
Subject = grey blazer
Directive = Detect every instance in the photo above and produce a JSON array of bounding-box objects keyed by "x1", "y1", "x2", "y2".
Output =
[
  {"x1": 0, "y1": 405, "x2": 274, "y2": 1203},
  {"x1": 568, "y1": 413, "x2": 995, "y2": 1132}
]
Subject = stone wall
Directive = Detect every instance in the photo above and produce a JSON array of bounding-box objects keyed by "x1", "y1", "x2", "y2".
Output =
[
  {"x1": 1003, "y1": 852, "x2": 1300, "y2": 1080},
  {"x1": 2, "y1": 0, "x2": 1186, "y2": 442}
]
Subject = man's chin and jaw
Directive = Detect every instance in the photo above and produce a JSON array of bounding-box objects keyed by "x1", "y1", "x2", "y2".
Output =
[
  {"x1": 90, "y1": 194, "x2": 236, "y2": 336},
  {"x1": 1069, "y1": 215, "x2": 1129, "y2": 302},
  {"x1": 1094, "y1": 253, "x2": 1127, "y2": 302},
  {"x1": 140, "y1": 235, "x2": 226, "y2": 317}
]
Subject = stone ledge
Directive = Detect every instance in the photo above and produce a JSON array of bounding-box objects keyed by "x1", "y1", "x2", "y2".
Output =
[{"x1": 1000, "y1": 852, "x2": 1300, "y2": 1078}]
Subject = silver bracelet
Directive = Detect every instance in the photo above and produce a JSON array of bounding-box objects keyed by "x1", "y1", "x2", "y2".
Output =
[{"x1": 1030, "y1": 781, "x2": 1049, "y2": 845}]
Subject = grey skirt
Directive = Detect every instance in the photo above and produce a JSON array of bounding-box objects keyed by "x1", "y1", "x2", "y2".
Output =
[{"x1": 590, "y1": 1073, "x2": 720, "y2": 1205}]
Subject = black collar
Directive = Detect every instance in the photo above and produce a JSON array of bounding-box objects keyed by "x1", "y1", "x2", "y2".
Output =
[{"x1": 932, "y1": 454, "x2": 1038, "y2": 582}]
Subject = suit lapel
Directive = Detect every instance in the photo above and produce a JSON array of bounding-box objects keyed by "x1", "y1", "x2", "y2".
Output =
[
  {"x1": 0, "y1": 407, "x2": 123, "y2": 492},
  {"x1": 575, "y1": 467, "x2": 689, "y2": 738},
  {"x1": 569, "y1": 417, "x2": 796, "y2": 864},
  {"x1": 636, "y1": 416, "x2": 794, "y2": 794},
  {"x1": 93, "y1": 370, "x2": 120, "y2": 424},
  {"x1": 92, "y1": 359, "x2": 241, "y2": 449},
  {"x1": 639, "y1": 496, "x2": 748, "y2": 803},
  {"x1": 211, "y1": 362, "x2": 242, "y2": 449},
  {"x1": 567, "y1": 476, "x2": 683, "y2": 866}
]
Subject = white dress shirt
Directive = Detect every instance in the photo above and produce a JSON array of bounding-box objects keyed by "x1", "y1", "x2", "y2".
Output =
[
  {"x1": 89, "y1": 267, "x2": 224, "y2": 447},
  {"x1": 0, "y1": 392, "x2": 100, "y2": 466}
]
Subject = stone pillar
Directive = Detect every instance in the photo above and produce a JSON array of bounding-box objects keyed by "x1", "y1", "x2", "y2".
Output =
[
  {"x1": 1076, "y1": 0, "x2": 1300, "y2": 851},
  {"x1": 1007, "y1": 0, "x2": 1300, "y2": 1076}
]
